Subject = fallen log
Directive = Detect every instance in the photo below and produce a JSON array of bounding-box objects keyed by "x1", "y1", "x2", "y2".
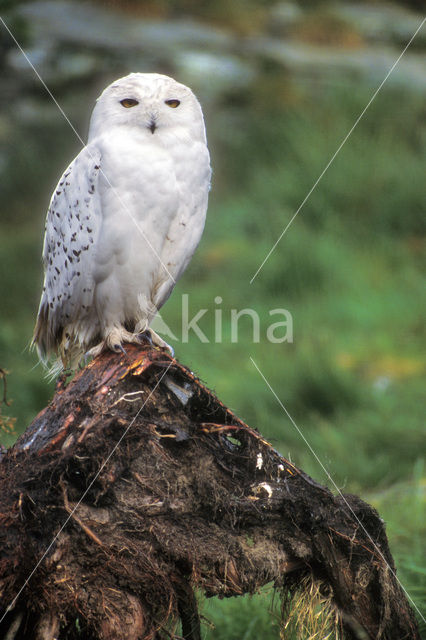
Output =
[{"x1": 0, "y1": 345, "x2": 420, "y2": 640}]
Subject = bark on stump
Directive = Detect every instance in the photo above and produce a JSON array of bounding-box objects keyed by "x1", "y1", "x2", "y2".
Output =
[{"x1": 0, "y1": 345, "x2": 420, "y2": 640}]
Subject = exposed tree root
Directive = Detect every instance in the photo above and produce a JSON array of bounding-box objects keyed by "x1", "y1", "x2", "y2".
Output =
[{"x1": 0, "y1": 345, "x2": 420, "y2": 639}]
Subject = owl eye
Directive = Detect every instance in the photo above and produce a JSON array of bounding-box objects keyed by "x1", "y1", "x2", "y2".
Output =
[
  {"x1": 165, "y1": 99, "x2": 181, "y2": 108},
  {"x1": 120, "y1": 98, "x2": 139, "y2": 108}
]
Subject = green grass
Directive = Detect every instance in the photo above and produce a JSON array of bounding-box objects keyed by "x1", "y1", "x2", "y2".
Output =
[
  {"x1": 0, "y1": 76, "x2": 424, "y2": 634},
  {"x1": 201, "y1": 588, "x2": 281, "y2": 640},
  {"x1": 370, "y1": 462, "x2": 426, "y2": 627}
]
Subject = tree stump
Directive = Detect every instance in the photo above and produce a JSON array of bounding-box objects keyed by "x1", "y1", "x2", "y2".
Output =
[{"x1": 0, "y1": 345, "x2": 420, "y2": 639}]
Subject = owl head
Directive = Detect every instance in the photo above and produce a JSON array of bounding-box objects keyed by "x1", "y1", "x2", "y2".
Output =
[{"x1": 88, "y1": 73, "x2": 207, "y2": 144}]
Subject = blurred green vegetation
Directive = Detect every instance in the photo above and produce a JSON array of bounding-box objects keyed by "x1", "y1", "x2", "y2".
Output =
[{"x1": 0, "y1": 39, "x2": 424, "y2": 638}]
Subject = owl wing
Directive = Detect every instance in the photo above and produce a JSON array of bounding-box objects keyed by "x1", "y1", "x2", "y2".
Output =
[{"x1": 33, "y1": 144, "x2": 103, "y2": 362}]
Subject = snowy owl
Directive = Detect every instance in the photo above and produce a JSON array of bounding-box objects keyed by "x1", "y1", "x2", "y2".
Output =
[{"x1": 33, "y1": 73, "x2": 211, "y2": 372}]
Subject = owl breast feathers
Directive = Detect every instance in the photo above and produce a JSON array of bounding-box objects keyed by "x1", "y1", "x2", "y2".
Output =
[{"x1": 33, "y1": 72, "x2": 211, "y2": 373}]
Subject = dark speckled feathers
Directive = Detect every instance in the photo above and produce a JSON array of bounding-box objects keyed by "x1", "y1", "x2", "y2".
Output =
[{"x1": 33, "y1": 146, "x2": 102, "y2": 363}]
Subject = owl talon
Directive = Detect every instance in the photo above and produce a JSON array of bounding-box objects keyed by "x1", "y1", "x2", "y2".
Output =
[
  {"x1": 137, "y1": 330, "x2": 154, "y2": 347},
  {"x1": 164, "y1": 343, "x2": 175, "y2": 358},
  {"x1": 137, "y1": 328, "x2": 174, "y2": 358},
  {"x1": 85, "y1": 342, "x2": 105, "y2": 360},
  {"x1": 113, "y1": 343, "x2": 127, "y2": 356}
]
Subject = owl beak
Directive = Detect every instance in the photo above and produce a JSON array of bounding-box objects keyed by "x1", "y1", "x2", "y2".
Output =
[{"x1": 148, "y1": 118, "x2": 157, "y2": 134}]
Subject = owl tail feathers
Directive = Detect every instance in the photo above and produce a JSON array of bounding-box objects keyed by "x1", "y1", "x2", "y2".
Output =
[
  {"x1": 32, "y1": 337, "x2": 85, "y2": 382},
  {"x1": 32, "y1": 301, "x2": 57, "y2": 372},
  {"x1": 32, "y1": 302, "x2": 84, "y2": 380},
  {"x1": 31, "y1": 342, "x2": 65, "y2": 382}
]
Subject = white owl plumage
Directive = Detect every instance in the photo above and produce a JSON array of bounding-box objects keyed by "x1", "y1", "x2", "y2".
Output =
[{"x1": 33, "y1": 73, "x2": 211, "y2": 371}]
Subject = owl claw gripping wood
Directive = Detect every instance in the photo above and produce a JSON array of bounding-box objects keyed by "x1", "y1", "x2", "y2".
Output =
[{"x1": 33, "y1": 73, "x2": 211, "y2": 375}]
